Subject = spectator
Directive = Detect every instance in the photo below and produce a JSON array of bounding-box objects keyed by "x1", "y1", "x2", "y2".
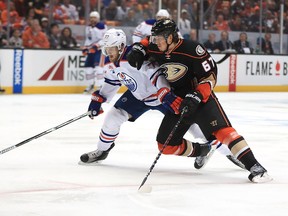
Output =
[
  {"x1": 257, "y1": 33, "x2": 274, "y2": 54},
  {"x1": 1, "y1": 2, "x2": 22, "y2": 28},
  {"x1": 122, "y1": 8, "x2": 139, "y2": 26},
  {"x1": 231, "y1": 0, "x2": 245, "y2": 17},
  {"x1": 114, "y1": 0, "x2": 129, "y2": 22},
  {"x1": 61, "y1": 0, "x2": 79, "y2": 23},
  {"x1": 212, "y1": 13, "x2": 230, "y2": 31},
  {"x1": 53, "y1": 0, "x2": 68, "y2": 24},
  {"x1": 31, "y1": 0, "x2": 46, "y2": 21},
  {"x1": 0, "y1": 0, "x2": 6, "y2": 12},
  {"x1": 48, "y1": 23, "x2": 60, "y2": 49},
  {"x1": 182, "y1": 1, "x2": 198, "y2": 29},
  {"x1": 189, "y1": 28, "x2": 197, "y2": 41},
  {"x1": 233, "y1": 32, "x2": 253, "y2": 53},
  {"x1": 59, "y1": 27, "x2": 79, "y2": 49},
  {"x1": 8, "y1": 28, "x2": 23, "y2": 48},
  {"x1": 22, "y1": 19, "x2": 50, "y2": 48},
  {"x1": 40, "y1": 17, "x2": 50, "y2": 35},
  {"x1": 104, "y1": 0, "x2": 119, "y2": 21},
  {"x1": 0, "y1": 25, "x2": 8, "y2": 47},
  {"x1": 229, "y1": 14, "x2": 246, "y2": 31},
  {"x1": 247, "y1": 6, "x2": 263, "y2": 32},
  {"x1": 142, "y1": 1, "x2": 154, "y2": 19},
  {"x1": 264, "y1": 10, "x2": 279, "y2": 33},
  {"x1": 203, "y1": 33, "x2": 219, "y2": 53},
  {"x1": 178, "y1": 9, "x2": 191, "y2": 39},
  {"x1": 216, "y1": 30, "x2": 234, "y2": 52}
]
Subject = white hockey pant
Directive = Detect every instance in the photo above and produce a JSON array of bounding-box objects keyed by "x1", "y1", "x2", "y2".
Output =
[
  {"x1": 94, "y1": 66, "x2": 104, "y2": 87},
  {"x1": 97, "y1": 107, "x2": 129, "y2": 151},
  {"x1": 85, "y1": 67, "x2": 96, "y2": 86}
]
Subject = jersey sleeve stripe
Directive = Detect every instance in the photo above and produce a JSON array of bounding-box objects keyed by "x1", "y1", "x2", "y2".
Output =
[{"x1": 104, "y1": 78, "x2": 122, "y2": 86}]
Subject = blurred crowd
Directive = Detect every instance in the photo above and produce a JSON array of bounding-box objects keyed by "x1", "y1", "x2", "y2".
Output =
[{"x1": 0, "y1": 0, "x2": 285, "y2": 53}]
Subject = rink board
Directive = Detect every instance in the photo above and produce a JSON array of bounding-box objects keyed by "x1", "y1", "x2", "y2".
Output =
[{"x1": 0, "y1": 49, "x2": 287, "y2": 94}]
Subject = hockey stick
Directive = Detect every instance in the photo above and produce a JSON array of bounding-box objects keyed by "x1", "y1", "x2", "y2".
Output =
[
  {"x1": 216, "y1": 53, "x2": 231, "y2": 64},
  {"x1": 138, "y1": 106, "x2": 188, "y2": 191},
  {"x1": 0, "y1": 111, "x2": 91, "y2": 155}
]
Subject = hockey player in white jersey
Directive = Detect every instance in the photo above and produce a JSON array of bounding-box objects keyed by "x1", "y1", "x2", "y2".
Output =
[
  {"x1": 132, "y1": 9, "x2": 170, "y2": 43},
  {"x1": 82, "y1": 11, "x2": 107, "y2": 93},
  {"x1": 80, "y1": 29, "x2": 244, "y2": 170}
]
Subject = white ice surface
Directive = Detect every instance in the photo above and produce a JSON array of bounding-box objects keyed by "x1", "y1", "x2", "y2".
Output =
[{"x1": 0, "y1": 93, "x2": 288, "y2": 216}]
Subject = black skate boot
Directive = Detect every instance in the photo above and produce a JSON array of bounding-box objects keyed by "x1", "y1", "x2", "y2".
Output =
[
  {"x1": 80, "y1": 143, "x2": 115, "y2": 163},
  {"x1": 194, "y1": 142, "x2": 216, "y2": 169},
  {"x1": 248, "y1": 163, "x2": 273, "y2": 183}
]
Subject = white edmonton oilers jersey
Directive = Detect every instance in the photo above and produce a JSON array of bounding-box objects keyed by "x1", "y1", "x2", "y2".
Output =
[
  {"x1": 132, "y1": 19, "x2": 156, "y2": 43},
  {"x1": 99, "y1": 52, "x2": 168, "y2": 106},
  {"x1": 84, "y1": 22, "x2": 108, "y2": 47}
]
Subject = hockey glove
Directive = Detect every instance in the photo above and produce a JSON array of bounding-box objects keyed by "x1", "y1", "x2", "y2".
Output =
[
  {"x1": 127, "y1": 42, "x2": 147, "y2": 70},
  {"x1": 82, "y1": 47, "x2": 89, "y2": 56},
  {"x1": 89, "y1": 45, "x2": 98, "y2": 53},
  {"x1": 179, "y1": 91, "x2": 203, "y2": 123},
  {"x1": 88, "y1": 90, "x2": 107, "y2": 119},
  {"x1": 157, "y1": 87, "x2": 183, "y2": 114}
]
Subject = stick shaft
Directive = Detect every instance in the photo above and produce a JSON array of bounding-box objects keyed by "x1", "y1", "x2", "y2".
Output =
[
  {"x1": 0, "y1": 111, "x2": 90, "y2": 155},
  {"x1": 138, "y1": 107, "x2": 187, "y2": 190}
]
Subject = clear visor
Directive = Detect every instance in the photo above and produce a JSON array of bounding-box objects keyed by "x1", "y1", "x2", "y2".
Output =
[
  {"x1": 150, "y1": 35, "x2": 166, "y2": 44},
  {"x1": 102, "y1": 46, "x2": 117, "y2": 56}
]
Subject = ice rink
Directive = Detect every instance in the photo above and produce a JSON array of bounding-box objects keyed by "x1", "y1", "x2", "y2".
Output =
[{"x1": 0, "y1": 92, "x2": 288, "y2": 216}]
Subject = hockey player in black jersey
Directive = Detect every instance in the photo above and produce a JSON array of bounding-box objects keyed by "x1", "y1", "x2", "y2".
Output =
[{"x1": 127, "y1": 18, "x2": 272, "y2": 183}]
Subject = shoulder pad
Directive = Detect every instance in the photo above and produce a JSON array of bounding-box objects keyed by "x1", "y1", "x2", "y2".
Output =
[
  {"x1": 145, "y1": 19, "x2": 156, "y2": 26},
  {"x1": 95, "y1": 22, "x2": 106, "y2": 29}
]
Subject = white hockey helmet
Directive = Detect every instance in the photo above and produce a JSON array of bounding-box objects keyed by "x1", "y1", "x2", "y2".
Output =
[
  {"x1": 102, "y1": 28, "x2": 126, "y2": 56},
  {"x1": 90, "y1": 11, "x2": 100, "y2": 19},
  {"x1": 156, "y1": 9, "x2": 170, "y2": 19}
]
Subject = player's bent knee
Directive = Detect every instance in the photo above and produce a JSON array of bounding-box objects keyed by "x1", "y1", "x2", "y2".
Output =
[
  {"x1": 102, "y1": 107, "x2": 129, "y2": 131},
  {"x1": 213, "y1": 127, "x2": 241, "y2": 144}
]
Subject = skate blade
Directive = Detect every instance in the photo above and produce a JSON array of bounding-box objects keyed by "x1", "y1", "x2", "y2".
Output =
[
  {"x1": 78, "y1": 160, "x2": 103, "y2": 166},
  {"x1": 251, "y1": 173, "x2": 273, "y2": 183}
]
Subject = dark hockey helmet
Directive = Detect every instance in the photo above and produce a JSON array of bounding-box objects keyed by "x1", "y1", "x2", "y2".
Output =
[
  {"x1": 151, "y1": 18, "x2": 179, "y2": 43},
  {"x1": 151, "y1": 18, "x2": 178, "y2": 37}
]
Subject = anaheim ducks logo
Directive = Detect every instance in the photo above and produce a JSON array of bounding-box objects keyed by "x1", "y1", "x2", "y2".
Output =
[{"x1": 159, "y1": 63, "x2": 188, "y2": 82}]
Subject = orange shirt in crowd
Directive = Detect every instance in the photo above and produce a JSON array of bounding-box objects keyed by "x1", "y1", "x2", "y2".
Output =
[
  {"x1": 1, "y1": 10, "x2": 21, "y2": 25},
  {"x1": 22, "y1": 27, "x2": 50, "y2": 48}
]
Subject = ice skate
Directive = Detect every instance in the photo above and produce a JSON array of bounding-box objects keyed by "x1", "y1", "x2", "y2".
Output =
[
  {"x1": 83, "y1": 84, "x2": 94, "y2": 94},
  {"x1": 226, "y1": 155, "x2": 246, "y2": 169},
  {"x1": 80, "y1": 143, "x2": 115, "y2": 163},
  {"x1": 194, "y1": 143, "x2": 217, "y2": 169},
  {"x1": 248, "y1": 163, "x2": 273, "y2": 183}
]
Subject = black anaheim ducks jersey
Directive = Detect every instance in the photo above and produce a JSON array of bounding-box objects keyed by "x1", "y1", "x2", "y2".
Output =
[{"x1": 147, "y1": 39, "x2": 218, "y2": 98}]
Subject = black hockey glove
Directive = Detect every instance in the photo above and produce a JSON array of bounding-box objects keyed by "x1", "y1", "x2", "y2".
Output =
[
  {"x1": 127, "y1": 42, "x2": 147, "y2": 70},
  {"x1": 179, "y1": 91, "x2": 203, "y2": 124},
  {"x1": 88, "y1": 90, "x2": 107, "y2": 119}
]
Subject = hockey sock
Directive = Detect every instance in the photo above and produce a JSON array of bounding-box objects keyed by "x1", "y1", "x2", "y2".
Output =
[{"x1": 228, "y1": 136, "x2": 258, "y2": 170}]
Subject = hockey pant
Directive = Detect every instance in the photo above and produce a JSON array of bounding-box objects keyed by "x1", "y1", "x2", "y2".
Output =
[
  {"x1": 85, "y1": 66, "x2": 104, "y2": 86},
  {"x1": 97, "y1": 90, "x2": 167, "y2": 151}
]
